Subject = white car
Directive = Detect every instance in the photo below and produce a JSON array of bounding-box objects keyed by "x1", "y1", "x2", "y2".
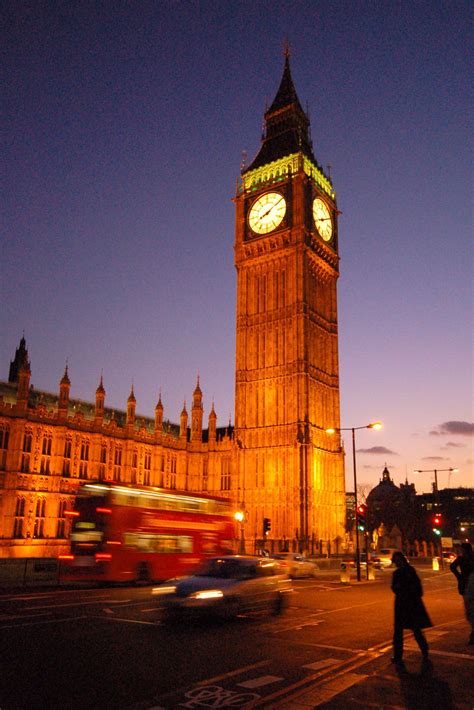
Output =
[
  {"x1": 152, "y1": 555, "x2": 292, "y2": 620},
  {"x1": 271, "y1": 552, "x2": 319, "y2": 578}
]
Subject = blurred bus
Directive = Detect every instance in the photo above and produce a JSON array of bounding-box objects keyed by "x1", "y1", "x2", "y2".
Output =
[{"x1": 59, "y1": 483, "x2": 236, "y2": 584}]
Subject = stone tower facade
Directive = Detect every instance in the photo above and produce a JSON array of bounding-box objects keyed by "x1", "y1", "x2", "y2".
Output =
[{"x1": 234, "y1": 55, "x2": 346, "y2": 550}]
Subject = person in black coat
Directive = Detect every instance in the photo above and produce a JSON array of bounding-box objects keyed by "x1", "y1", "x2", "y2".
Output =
[
  {"x1": 450, "y1": 542, "x2": 474, "y2": 644},
  {"x1": 391, "y1": 551, "x2": 432, "y2": 664}
]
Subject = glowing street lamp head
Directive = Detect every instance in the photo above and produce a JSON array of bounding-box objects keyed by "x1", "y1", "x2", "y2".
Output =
[
  {"x1": 325, "y1": 427, "x2": 336, "y2": 434},
  {"x1": 234, "y1": 511, "x2": 244, "y2": 523},
  {"x1": 368, "y1": 421, "x2": 382, "y2": 430}
]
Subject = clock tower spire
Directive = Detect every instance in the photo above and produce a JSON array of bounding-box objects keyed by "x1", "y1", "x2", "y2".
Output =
[{"x1": 234, "y1": 55, "x2": 345, "y2": 553}]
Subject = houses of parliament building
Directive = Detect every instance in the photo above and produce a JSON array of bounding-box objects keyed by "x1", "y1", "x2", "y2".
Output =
[{"x1": 0, "y1": 56, "x2": 346, "y2": 559}]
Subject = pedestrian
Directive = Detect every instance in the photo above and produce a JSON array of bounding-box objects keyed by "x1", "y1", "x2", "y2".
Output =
[
  {"x1": 391, "y1": 551, "x2": 432, "y2": 665},
  {"x1": 449, "y1": 542, "x2": 474, "y2": 644}
]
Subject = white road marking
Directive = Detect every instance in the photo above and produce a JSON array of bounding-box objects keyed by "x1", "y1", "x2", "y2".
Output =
[
  {"x1": 303, "y1": 658, "x2": 339, "y2": 671},
  {"x1": 100, "y1": 616, "x2": 158, "y2": 625},
  {"x1": 0, "y1": 615, "x2": 89, "y2": 629},
  {"x1": 237, "y1": 675, "x2": 283, "y2": 689}
]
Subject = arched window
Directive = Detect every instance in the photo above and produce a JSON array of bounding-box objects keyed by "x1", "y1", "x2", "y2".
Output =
[
  {"x1": 57, "y1": 499, "x2": 67, "y2": 538},
  {"x1": 13, "y1": 496, "x2": 26, "y2": 538},
  {"x1": 34, "y1": 497, "x2": 46, "y2": 538},
  {"x1": 0, "y1": 424, "x2": 9, "y2": 470}
]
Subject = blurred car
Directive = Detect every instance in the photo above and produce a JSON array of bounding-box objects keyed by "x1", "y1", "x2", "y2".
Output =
[
  {"x1": 152, "y1": 555, "x2": 292, "y2": 620},
  {"x1": 376, "y1": 548, "x2": 399, "y2": 568},
  {"x1": 440, "y1": 551, "x2": 456, "y2": 563},
  {"x1": 342, "y1": 552, "x2": 376, "y2": 569},
  {"x1": 271, "y1": 552, "x2": 319, "y2": 578}
]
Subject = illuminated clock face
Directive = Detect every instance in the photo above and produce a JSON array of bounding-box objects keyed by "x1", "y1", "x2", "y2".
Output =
[
  {"x1": 313, "y1": 198, "x2": 333, "y2": 241},
  {"x1": 248, "y1": 192, "x2": 286, "y2": 235}
]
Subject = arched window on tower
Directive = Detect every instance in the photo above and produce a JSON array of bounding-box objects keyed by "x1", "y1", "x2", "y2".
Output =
[
  {"x1": 220, "y1": 457, "x2": 231, "y2": 491},
  {"x1": 0, "y1": 424, "x2": 9, "y2": 470}
]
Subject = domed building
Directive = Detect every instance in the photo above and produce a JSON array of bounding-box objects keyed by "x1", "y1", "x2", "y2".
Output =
[{"x1": 366, "y1": 466, "x2": 417, "y2": 550}]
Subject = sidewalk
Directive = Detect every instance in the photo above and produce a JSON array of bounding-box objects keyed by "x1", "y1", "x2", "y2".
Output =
[{"x1": 272, "y1": 618, "x2": 474, "y2": 709}]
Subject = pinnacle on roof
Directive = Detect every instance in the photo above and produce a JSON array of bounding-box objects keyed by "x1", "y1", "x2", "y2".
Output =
[
  {"x1": 60, "y1": 364, "x2": 71, "y2": 386},
  {"x1": 96, "y1": 374, "x2": 105, "y2": 395},
  {"x1": 243, "y1": 54, "x2": 317, "y2": 174},
  {"x1": 128, "y1": 384, "x2": 136, "y2": 403},
  {"x1": 266, "y1": 53, "x2": 305, "y2": 116},
  {"x1": 194, "y1": 374, "x2": 202, "y2": 395}
]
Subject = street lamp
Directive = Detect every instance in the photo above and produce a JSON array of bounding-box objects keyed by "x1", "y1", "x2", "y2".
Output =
[
  {"x1": 326, "y1": 422, "x2": 382, "y2": 582},
  {"x1": 413, "y1": 468, "x2": 459, "y2": 494},
  {"x1": 234, "y1": 508, "x2": 246, "y2": 554}
]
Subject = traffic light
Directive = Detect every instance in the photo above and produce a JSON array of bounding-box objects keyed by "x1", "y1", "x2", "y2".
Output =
[
  {"x1": 263, "y1": 517, "x2": 271, "y2": 536},
  {"x1": 432, "y1": 513, "x2": 442, "y2": 536},
  {"x1": 357, "y1": 504, "x2": 367, "y2": 532}
]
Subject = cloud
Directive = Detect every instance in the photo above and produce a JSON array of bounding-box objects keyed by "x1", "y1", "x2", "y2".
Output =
[
  {"x1": 430, "y1": 421, "x2": 474, "y2": 436},
  {"x1": 357, "y1": 446, "x2": 398, "y2": 455},
  {"x1": 421, "y1": 456, "x2": 448, "y2": 461},
  {"x1": 442, "y1": 442, "x2": 466, "y2": 449}
]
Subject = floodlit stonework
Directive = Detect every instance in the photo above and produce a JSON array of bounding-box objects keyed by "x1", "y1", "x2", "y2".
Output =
[{"x1": 0, "y1": 57, "x2": 346, "y2": 558}]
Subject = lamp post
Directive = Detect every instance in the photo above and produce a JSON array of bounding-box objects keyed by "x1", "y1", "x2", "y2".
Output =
[
  {"x1": 235, "y1": 437, "x2": 246, "y2": 554},
  {"x1": 327, "y1": 422, "x2": 382, "y2": 582},
  {"x1": 413, "y1": 468, "x2": 459, "y2": 495}
]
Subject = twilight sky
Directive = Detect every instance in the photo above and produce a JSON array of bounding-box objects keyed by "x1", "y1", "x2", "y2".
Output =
[{"x1": 2, "y1": 1, "x2": 472, "y2": 493}]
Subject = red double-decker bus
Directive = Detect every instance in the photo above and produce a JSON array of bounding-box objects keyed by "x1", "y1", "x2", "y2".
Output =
[{"x1": 59, "y1": 483, "x2": 237, "y2": 584}]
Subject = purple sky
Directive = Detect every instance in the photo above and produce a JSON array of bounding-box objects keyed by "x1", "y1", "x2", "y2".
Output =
[{"x1": 3, "y1": 1, "x2": 472, "y2": 493}]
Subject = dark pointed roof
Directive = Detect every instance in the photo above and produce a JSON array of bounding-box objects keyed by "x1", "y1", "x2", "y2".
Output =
[
  {"x1": 9, "y1": 336, "x2": 30, "y2": 382},
  {"x1": 267, "y1": 55, "x2": 305, "y2": 115},
  {"x1": 60, "y1": 364, "x2": 71, "y2": 387},
  {"x1": 243, "y1": 56, "x2": 317, "y2": 174}
]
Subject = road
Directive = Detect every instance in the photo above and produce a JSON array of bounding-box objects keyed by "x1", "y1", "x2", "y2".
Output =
[{"x1": 0, "y1": 567, "x2": 472, "y2": 709}]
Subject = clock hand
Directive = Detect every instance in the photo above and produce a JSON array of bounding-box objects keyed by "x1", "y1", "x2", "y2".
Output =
[{"x1": 261, "y1": 198, "x2": 284, "y2": 220}]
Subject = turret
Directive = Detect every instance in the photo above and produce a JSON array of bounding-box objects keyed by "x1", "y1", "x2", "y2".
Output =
[
  {"x1": 95, "y1": 375, "x2": 105, "y2": 421},
  {"x1": 9, "y1": 336, "x2": 29, "y2": 383},
  {"x1": 126, "y1": 385, "x2": 136, "y2": 427},
  {"x1": 17, "y1": 360, "x2": 31, "y2": 410},
  {"x1": 180, "y1": 401, "x2": 188, "y2": 439},
  {"x1": 58, "y1": 364, "x2": 70, "y2": 417},
  {"x1": 208, "y1": 401, "x2": 217, "y2": 443},
  {"x1": 191, "y1": 375, "x2": 203, "y2": 442},
  {"x1": 155, "y1": 392, "x2": 164, "y2": 433}
]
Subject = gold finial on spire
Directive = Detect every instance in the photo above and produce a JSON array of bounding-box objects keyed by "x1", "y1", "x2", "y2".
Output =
[{"x1": 284, "y1": 37, "x2": 291, "y2": 59}]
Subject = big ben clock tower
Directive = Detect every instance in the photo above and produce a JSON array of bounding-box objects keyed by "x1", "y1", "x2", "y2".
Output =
[{"x1": 234, "y1": 53, "x2": 345, "y2": 551}]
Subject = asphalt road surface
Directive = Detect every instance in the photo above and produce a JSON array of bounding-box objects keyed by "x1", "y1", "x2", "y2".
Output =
[{"x1": 0, "y1": 566, "x2": 472, "y2": 709}]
